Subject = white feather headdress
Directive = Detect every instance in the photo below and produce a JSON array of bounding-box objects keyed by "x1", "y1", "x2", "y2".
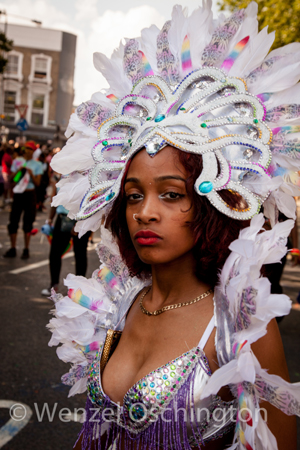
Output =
[
  {"x1": 48, "y1": 5, "x2": 300, "y2": 448},
  {"x1": 52, "y1": 1, "x2": 300, "y2": 238}
]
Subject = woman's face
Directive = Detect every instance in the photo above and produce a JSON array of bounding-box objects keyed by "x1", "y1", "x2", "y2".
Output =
[{"x1": 125, "y1": 146, "x2": 196, "y2": 267}]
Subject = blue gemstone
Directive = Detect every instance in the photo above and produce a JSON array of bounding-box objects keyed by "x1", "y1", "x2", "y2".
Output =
[
  {"x1": 163, "y1": 374, "x2": 168, "y2": 380},
  {"x1": 199, "y1": 181, "x2": 213, "y2": 194},
  {"x1": 132, "y1": 406, "x2": 145, "y2": 420},
  {"x1": 105, "y1": 192, "x2": 115, "y2": 202},
  {"x1": 154, "y1": 114, "x2": 165, "y2": 123},
  {"x1": 150, "y1": 382, "x2": 155, "y2": 388}
]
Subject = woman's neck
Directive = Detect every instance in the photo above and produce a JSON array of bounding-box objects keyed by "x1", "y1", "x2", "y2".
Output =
[{"x1": 149, "y1": 250, "x2": 212, "y2": 309}]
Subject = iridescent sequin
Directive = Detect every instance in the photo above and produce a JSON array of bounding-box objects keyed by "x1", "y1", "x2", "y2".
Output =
[{"x1": 86, "y1": 344, "x2": 210, "y2": 433}]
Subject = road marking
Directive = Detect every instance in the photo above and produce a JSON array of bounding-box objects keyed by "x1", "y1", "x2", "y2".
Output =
[
  {"x1": 9, "y1": 244, "x2": 97, "y2": 275},
  {"x1": 0, "y1": 400, "x2": 32, "y2": 448},
  {"x1": 9, "y1": 252, "x2": 74, "y2": 274}
]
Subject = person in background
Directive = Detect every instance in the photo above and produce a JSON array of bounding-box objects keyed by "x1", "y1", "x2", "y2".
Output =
[
  {"x1": 32, "y1": 145, "x2": 42, "y2": 161},
  {"x1": 41, "y1": 183, "x2": 91, "y2": 296},
  {"x1": 4, "y1": 141, "x2": 43, "y2": 259},
  {"x1": 36, "y1": 152, "x2": 50, "y2": 212},
  {"x1": 1, "y1": 145, "x2": 13, "y2": 204},
  {"x1": 12, "y1": 147, "x2": 20, "y2": 160}
]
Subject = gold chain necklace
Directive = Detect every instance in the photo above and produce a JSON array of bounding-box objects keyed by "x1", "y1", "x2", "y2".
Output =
[{"x1": 139, "y1": 286, "x2": 213, "y2": 316}]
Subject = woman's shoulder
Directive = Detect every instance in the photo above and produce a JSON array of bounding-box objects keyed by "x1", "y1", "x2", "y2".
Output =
[{"x1": 200, "y1": 216, "x2": 298, "y2": 449}]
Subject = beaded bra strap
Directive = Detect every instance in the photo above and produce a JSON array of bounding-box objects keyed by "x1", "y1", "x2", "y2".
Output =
[{"x1": 100, "y1": 329, "x2": 122, "y2": 374}]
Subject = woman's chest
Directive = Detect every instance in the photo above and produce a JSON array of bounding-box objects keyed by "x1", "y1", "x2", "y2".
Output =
[
  {"x1": 87, "y1": 338, "x2": 213, "y2": 429},
  {"x1": 101, "y1": 308, "x2": 216, "y2": 405},
  {"x1": 86, "y1": 335, "x2": 235, "y2": 442}
]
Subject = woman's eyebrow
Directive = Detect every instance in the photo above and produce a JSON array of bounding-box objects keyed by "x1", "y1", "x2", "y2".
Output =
[
  {"x1": 125, "y1": 177, "x2": 140, "y2": 184},
  {"x1": 154, "y1": 175, "x2": 186, "y2": 182},
  {"x1": 125, "y1": 175, "x2": 186, "y2": 184}
]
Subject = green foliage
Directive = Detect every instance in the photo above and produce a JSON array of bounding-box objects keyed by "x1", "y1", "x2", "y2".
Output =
[
  {"x1": 0, "y1": 31, "x2": 13, "y2": 74},
  {"x1": 219, "y1": 0, "x2": 300, "y2": 50}
]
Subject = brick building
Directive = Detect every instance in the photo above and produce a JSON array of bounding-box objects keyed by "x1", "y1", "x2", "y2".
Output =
[{"x1": 1, "y1": 23, "x2": 76, "y2": 143}]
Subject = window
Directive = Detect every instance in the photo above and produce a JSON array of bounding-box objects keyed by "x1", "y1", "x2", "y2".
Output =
[
  {"x1": 27, "y1": 82, "x2": 51, "y2": 126},
  {"x1": 34, "y1": 57, "x2": 48, "y2": 80},
  {"x1": 31, "y1": 94, "x2": 45, "y2": 125},
  {"x1": 6, "y1": 55, "x2": 19, "y2": 76},
  {"x1": 4, "y1": 91, "x2": 16, "y2": 122},
  {"x1": 29, "y1": 54, "x2": 52, "y2": 85},
  {"x1": 28, "y1": 53, "x2": 52, "y2": 84},
  {"x1": 4, "y1": 51, "x2": 23, "y2": 81}
]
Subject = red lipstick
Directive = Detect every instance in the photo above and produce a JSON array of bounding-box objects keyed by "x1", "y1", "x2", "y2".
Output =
[{"x1": 134, "y1": 230, "x2": 162, "y2": 245}]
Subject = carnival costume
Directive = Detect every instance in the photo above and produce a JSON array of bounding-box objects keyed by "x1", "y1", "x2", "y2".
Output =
[{"x1": 48, "y1": 2, "x2": 300, "y2": 448}]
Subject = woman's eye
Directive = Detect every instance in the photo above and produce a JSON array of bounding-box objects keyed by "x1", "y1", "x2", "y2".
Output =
[
  {"x1": 161, "y1": 192, "x2": 185, "y2": 200},
  {"x1": 126, "y1": 193, "x2": 143, "y2": 201}
]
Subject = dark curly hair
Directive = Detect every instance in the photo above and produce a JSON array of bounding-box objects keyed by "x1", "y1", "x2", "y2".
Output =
[{"x1": 106, "y1": 149, "x2": 250, "y2": 287}]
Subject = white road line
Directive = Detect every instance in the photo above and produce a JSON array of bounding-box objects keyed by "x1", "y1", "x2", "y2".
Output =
[
  {"x1": 9, "y1": 244, "x2": 97, "y2": 275},
  {"x1": 9, "y1": 252, "x2": 74, "y2": 274},
  {"x1": 0, "y1": 400, "x2": 33, "y2": 448},
  {"x1": 10, "y1": 258, "x2": 49, "y2": 274}
]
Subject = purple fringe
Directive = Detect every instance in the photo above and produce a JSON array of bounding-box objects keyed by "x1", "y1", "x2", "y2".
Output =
[{"x1": 74, "y1": 369, "x2": 205, "y2": 449}]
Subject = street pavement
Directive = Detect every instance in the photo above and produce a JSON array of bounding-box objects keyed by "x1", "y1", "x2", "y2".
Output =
[
  {"x1": 0, "y1": 202, "x2": 299, "y2": 449},
  {"x1": 0, "y1": 203, "x2": 98, "y2": 449}
]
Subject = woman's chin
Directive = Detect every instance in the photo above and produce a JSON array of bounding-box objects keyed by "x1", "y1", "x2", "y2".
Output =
[
  {"x1": 136, "y1": 248, "x2": 167, "y2": 266},
  {"x1": 137, "y1": 250, "x2": 181, "y2": 267}
]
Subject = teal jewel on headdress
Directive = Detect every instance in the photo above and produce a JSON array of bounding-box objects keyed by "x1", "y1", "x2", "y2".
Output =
[
  {"x1": 199, "y1": 181, "x2": 213, "y2": 194},
  {"x1": 105, "y1": 192, "x2": 115, "y2": 202},
  {"x1": 154, "y1": 114, "x2": 165, "y2": 122}
]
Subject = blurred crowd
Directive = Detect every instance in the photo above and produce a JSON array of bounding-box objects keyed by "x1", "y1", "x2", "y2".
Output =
[
  {"x1": 0, "y1": 139, "x2": 55, "y2": 212},
  {"x1": 0, "y1": 139, "x2": 59, "y2": 259},
  {"x1": 0, "y1": 138, "x2": 92, "y2": 296}
]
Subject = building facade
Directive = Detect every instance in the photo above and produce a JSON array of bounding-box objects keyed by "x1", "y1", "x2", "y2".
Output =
[{"x1": 2, "y1": 23, "x2": 76, "y2": 143}]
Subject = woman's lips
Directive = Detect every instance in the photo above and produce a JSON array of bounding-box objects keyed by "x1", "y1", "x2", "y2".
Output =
[{"x1": 134, "y1": 230, "x2": 162, "y2": 245}]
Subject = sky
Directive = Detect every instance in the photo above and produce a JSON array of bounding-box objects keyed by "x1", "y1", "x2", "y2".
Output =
[{"x1": 1, "y1": 0, "x2": 219, "y2": 105}]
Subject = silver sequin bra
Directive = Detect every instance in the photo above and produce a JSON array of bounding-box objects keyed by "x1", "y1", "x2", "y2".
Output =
[{"x1": 86, "y1": 326, "x2": 236, "y2": 446}]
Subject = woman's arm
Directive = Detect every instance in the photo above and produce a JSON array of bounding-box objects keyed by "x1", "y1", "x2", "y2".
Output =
[{"x1": 251, "y1": 318, "x2": 297, "y2": 450}]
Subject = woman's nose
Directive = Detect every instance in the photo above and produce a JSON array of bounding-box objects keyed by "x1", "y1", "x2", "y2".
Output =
[{"x1": 138, "y1": 195, "x2": 160, "y2": 223}]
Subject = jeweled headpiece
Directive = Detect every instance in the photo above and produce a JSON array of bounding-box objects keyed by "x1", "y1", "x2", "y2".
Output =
[{"x1": 52, "y1": 2, "x2": 300, "y2": 235}]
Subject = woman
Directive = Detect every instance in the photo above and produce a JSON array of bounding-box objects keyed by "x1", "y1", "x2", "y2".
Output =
[{"x1": 48, "y1": 3, "x2": 300, "y2": 449}]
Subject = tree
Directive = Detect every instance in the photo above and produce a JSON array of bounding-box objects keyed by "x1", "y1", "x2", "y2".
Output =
[
  {"x1": 0, "y1": 31, "x2": 13, "y2": 74},
  {"x1": 219, "y1": 0, "x2": 300, "y2": 50}
]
